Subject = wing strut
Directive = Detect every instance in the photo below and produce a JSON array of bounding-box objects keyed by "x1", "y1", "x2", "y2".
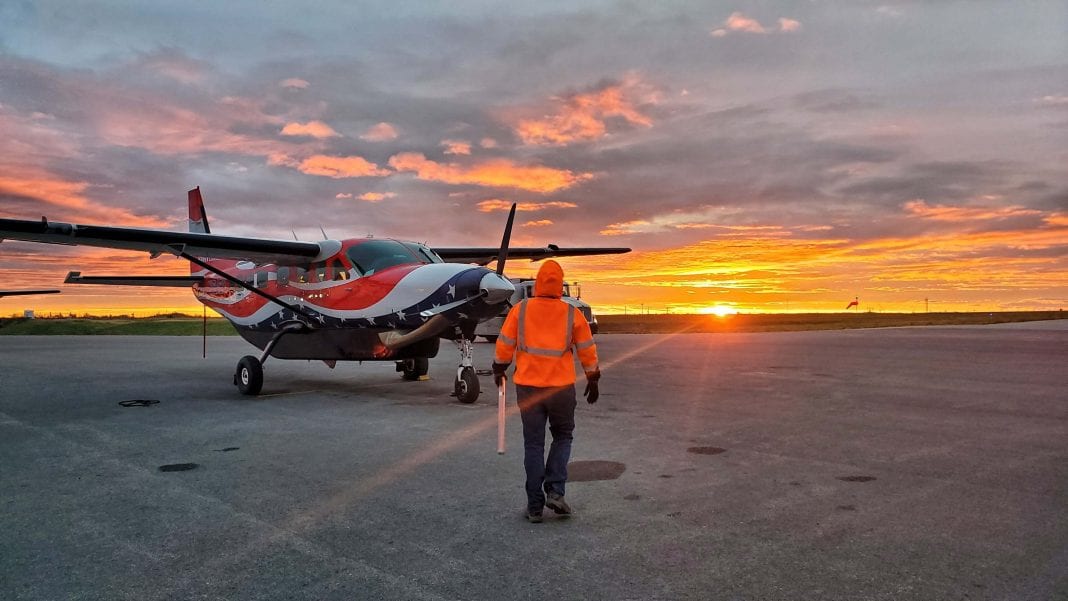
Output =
[{"x1": 179, "y1": 252, "x2": 318, "y2": 323}]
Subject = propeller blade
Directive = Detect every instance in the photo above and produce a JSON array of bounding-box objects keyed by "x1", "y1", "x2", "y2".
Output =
[{"x1": 495, "y1": 203, "x2": 517, "y2": 276}]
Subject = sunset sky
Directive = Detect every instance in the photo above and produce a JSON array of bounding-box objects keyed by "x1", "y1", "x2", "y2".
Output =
[{"x1": 1, "y1": 1, "x2": 1066, "y2": 316}]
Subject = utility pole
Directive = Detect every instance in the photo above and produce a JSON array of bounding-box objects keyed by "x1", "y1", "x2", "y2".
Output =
[{"x1": 925, "y1": 297, "x2": 929, "y2": 313}]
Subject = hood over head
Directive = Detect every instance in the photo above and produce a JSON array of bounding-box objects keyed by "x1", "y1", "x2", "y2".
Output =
[{"x1": 533, "y1": 260, "x2": 564, "y2": 298}]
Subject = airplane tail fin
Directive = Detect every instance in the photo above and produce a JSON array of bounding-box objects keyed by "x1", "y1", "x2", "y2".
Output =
[{"x1": 188, "y1": 187, "x2": 211, "y2": 234}]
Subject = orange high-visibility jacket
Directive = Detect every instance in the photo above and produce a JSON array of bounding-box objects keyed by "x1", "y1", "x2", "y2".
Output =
[{"x1": 494, "y1": 260, "x2": 599, "y2": 387}]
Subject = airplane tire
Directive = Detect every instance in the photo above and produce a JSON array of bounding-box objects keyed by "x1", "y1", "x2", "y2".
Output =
[
  {"x1": 236, "y1": 355, "x2": 263, "y2": 395},
  {"x1": 400, "y1": 357, "x2": 429, "y2": 381},
  {"x1": 454, "y1": 367, "x2": 479, "y2": 404},
  {"x1": 482, "y1": 335, "x2": 498, "y2": 343}
]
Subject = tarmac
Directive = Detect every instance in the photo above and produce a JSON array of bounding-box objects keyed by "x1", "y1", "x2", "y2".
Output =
[{"x1": 1, "y1": 321, "x2": 1066, "y2": 601}]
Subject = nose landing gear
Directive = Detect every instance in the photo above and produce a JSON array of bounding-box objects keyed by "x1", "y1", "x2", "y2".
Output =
[{"x1": 452, "y1": 337, "x2": 480, "y2": 403}]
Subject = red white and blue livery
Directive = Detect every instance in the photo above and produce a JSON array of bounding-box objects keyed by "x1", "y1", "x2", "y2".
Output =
[{"x1": 0, "y1": 188, "x2": 628, "y2": 402}]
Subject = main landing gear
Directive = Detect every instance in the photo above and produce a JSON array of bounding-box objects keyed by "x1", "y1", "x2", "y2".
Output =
[
  {"x1": 397, "y1": 357, "x2": 430, "y2": 381},
  {"x1": 234, "y1": 322, "x2": 307, "y2": 396},
  {"x1": 235, "y1": 355, "x2": 264, "y2": 395}
]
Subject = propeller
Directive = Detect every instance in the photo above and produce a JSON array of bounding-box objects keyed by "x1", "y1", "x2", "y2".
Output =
[{"x1": 495, "y1": 203, "x2": 517, "y2": 276}]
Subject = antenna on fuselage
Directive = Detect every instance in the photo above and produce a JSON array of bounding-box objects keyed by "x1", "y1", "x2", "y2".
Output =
[
  {"x1": 291, "y1": 231, "x2": 299, "y2": 241},
  {"x1": 319, "y1": 225, "x2": 329, "y2": 240}
]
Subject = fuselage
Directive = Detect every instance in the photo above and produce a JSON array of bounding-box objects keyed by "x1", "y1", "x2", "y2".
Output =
[{"x1": 191, "y1": 237, "x2": 514, "y2": 360}]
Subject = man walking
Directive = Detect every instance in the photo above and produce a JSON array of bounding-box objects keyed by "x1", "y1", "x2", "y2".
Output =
[{"x1": 492, "y1": 260, "x2": 600, "y2": 523}]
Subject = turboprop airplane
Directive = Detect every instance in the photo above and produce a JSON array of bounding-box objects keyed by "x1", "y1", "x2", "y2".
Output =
[{"x1": 0, "y1": 188, "x2": 629, "y2": 402}]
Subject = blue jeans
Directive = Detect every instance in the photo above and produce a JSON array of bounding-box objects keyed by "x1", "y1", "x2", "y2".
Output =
[{"x1": 516, "y1": 384, "x2": 576, "y2": 512}]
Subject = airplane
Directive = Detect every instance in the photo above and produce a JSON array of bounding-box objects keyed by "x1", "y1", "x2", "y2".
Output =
[
  {"x1": 0, "y1": 289, "x2": 61, "y2": 297},
  {"x1": 0, "y1": 188, "x2": 629, "y2": 402}
]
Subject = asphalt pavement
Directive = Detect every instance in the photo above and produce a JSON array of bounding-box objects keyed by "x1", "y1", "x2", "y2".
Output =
[{"x1": 1, "y1": 321, "x2": 1066, "y2": 600}]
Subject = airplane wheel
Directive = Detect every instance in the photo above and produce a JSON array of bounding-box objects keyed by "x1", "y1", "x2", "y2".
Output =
[
  {"x1": 400, "y1": 357, "x2": 429, "y2": 381},
  {"x1": 482, "y1": 335, "x2": 498, "y2": 343},
  {"x1": 235, "y1": 355, "x2": 263, "y2": 395},
  {"x1": 454, "y1": 367, "x2": 479, "y2": 404}
]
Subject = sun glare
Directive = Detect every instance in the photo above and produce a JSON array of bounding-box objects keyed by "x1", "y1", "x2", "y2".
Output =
[{"x1": 699, "y1": 305, "x2": 737, "y2": 317}]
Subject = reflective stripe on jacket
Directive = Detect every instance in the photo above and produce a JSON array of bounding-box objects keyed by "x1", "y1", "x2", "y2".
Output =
[{"x1": 494, "y1": 296, "x2": 599, "y2": 387}]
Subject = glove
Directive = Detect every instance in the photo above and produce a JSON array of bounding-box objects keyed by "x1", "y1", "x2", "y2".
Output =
[
  {"x1": 492, "y1": 362, "x2": 509, "y2": 388},
  {"x1": 583, "y1": 369, "x2": 601, "y2": 404}
]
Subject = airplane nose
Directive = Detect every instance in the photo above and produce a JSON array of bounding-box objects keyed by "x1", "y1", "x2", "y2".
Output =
[{"x1": 480, "y1": 272, "x2": 514, "y2": 305}]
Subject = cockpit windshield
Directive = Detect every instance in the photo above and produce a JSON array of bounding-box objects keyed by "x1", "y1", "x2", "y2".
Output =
[{"x1": 346, "y1": 239, "x2": 441, "y2": 275}]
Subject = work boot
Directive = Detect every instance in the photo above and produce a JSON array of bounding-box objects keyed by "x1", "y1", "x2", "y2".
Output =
[
  {"x1": 526, "y1": 509, "x2": 543, "y2": 523},
  {"x1": 545, "y1": 493, "x2": 572, "y2": 515}
]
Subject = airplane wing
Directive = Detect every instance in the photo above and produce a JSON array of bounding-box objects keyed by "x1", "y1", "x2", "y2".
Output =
[
  {"x1": 0, "y1": 218, "x2": 322, "y2": 264},
  {"x1": 0, "y1": 289, "x2": 61, "y2": 298},
  {"x1": 433, "y1": 245, "x2": 631, "y2": 265},
  {"x1": 64, "y1": 272, "x2": 204, "y2": 287}
]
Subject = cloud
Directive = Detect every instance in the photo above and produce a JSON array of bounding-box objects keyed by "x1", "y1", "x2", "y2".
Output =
[
  {"x1": 280, "y1": 120, "x2": 340, "y2": 139},
  {"x1": 387, "y1": 153, "x2": 592, "y2": 193},
  {"x1": 358, "y1": 192, "x2": 396, "y2": 202},
  {"x1": 360, "y1": 122, "x2": 398, "y2": 141},
  {"x1": 523, "y1": 220, "x2": 553, "y2": 227},
  {"x1": 476, "y1": 199, "x2": 578, "y2": 212},
  {"x1": 279, "y1": 78, "x2": 309, "y2": 89},
  {"x1": 1036, "y1": 95, "x2": 1068, "y2": 107},
  {"x1": 0, "y1": 172, "x2": 167, "y2": 226},
  {"x1": 510, "y1": 76, "x2": 656, "y2": 146},
  {"x1": 876, "y1": 5, "x2": 904, "y2": 18},
  {"x1": 335, "y1": 193, "x2": 352, "y2": 199},
  {"x1": 298, "y1": 155, "x2": 389, "y2": 178},
  {"x1": 711, "y1": 12, "x2": 801, "y2": 36},
  {"x1": 903, "y1": 200, "x2": 1042, "y2": 222},
  {"x1": 442, "y1": 139, "x2": 471, "y2": 155},
  {"x1": 778, "y1": 18, "x2": 802, "y2": 33},
  {"x1": 135, "y1": 49, "x2": 210, "y2": 85},
  {"x1": 600, "y1": 208, "x2": 754, "y2": 236},
  {"x1": 725, "y1": 12, "x2": 766, "y2": 34}
]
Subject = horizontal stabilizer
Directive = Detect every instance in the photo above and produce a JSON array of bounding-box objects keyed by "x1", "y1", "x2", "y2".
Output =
[
  {"x1": 0, "y1": 289, "x2": 60, "y2": 298},
  {"x1": 65, "y1": 272, "x2": 204, "y2": 287}
]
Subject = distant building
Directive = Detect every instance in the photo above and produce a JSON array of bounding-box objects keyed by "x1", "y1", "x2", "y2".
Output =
[{"x1": 23, "y1": 309, "x2": 35, "y2": 319}]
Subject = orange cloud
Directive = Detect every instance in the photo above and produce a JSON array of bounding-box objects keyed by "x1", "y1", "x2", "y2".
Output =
[
  {"x1": 358, "y1": 192, "x2": 397, "y2": 202},
  {"x1": 711, "y1": 12, "x2": 801, "y2": 36},
  {"x1": 904, "y1": 200, "x2": 1042, "y2": 222},
  {"x1": 476, "y1": 200, "x2": 578, "y2": 212},
  {"x1": 360, "y1": 122, "x2": 398, "y2": 141},
  {"x1": 298, "y1": 155, "x2": 389, "y2": 178},
  {"x1": 523, "y1": 220, "x2": 553, "y2": 227},
  {"x1": 280, "y1": 78, "x2": 309, "y2": 89},
  {"x1": 387, "y1": 153, "x2": 592, "y2": 193},
  {"x1": 1045, "y1": 213, "x2": 1068, "y2": 226},
  {"x1": 280, "y1": 121, "x2": 340, "y2": 139},
  {"x1": 601, "y1": 208, "x2": 780, "y2": 236},
  {"x1": 601, "y1": 220, "x2": 653, "y2": 236},
  {"x1": 442, "y1": 139, "x2": 471, "y2": 155},
  {"x1": 725, "y1": 12, "x2": 766, "y2": 33},
  {"x1": 512, "y1": 77, "x2": 655, "y2": 146},
  {"x1": 0, "y1": 172, "x2": 167, "y2": 227}
]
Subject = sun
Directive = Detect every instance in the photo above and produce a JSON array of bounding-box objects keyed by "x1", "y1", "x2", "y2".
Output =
[{"x1": 699, "y1": 305, "x2": 737, "y2": 317}]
